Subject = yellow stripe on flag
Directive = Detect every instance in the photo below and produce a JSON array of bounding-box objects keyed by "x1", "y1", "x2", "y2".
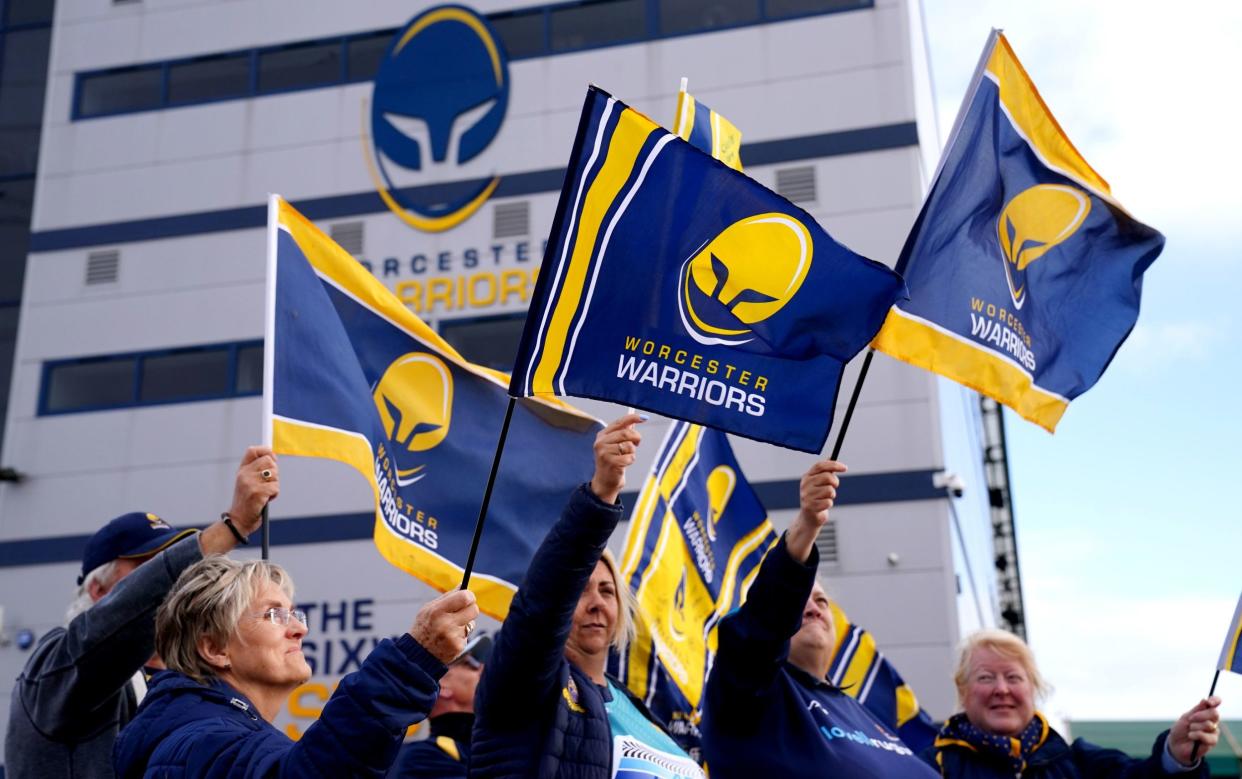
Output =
[
  {"x1": 987, "y1": 34, "x2": 1112, "y2": 201},
  {"x1": 674, "y1": 91, "x2": 696, "y2": 141},
  {"x1": 530, "y1": 108, "x2": 655, "y2": 394},
  {"x1": 872, "y1": 306, "x2": 1068, "y2": 432}
]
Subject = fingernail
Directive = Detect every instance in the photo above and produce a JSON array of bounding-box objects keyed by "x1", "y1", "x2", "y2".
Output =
[{"x1": 638, "y1": 414, "x2": 649, "y2": 421}]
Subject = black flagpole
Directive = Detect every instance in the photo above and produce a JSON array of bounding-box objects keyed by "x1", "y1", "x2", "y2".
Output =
[
  {"x1": 829, "y1": 348, "x2": 876, "y2": 460},
  {"x1": 1189, "y1": 670, "x2": 1221, "y2": 763},
  {"x1": 460, "y1": 397, "x2": 517, "y2": 589},
  {"x1": 260, "y1": 505, "x2": 270, "y2": 560}
]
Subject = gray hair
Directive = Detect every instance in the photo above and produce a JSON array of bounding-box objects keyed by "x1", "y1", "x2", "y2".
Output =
[
  {"x1": 66, "y1": 560, "x2": 120, "y2": 622},
  {"x1": 598, "y1": 549, "x2": 638, "y2": 658},
  {"x1": 155, "y1": 556, "x2": 294, "y2": 684}
]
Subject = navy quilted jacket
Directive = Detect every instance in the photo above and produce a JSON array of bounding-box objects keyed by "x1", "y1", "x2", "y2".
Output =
[
  {"x1": 113, "y1": 634, "x2": 445, "y2": 778},
  {"x1": 471, "y1": 484, "x2": 652, "y2": 778}
]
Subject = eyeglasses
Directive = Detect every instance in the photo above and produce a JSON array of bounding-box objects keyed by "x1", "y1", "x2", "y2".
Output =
[{"x1": 251, "y1": 607, "x2": 308, "y2": 627}]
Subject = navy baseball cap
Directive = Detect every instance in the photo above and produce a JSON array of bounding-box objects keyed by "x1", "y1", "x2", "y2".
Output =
[
  {"x1": 452, "y1": 631, "x2": 492, "y2": 669},
  {"x1": 78, "y1": 512, "x2": 195, "y2": 585}
]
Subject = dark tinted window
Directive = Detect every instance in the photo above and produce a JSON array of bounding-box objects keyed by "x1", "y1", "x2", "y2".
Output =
[
  {"x1": 491, "y1": 10, "x2": 547, "y2": 59},
  {"x1": 45, "y1": 358, "x2": 135, "y2": 411},
  {"x1": 168, "y1": 54, "x2": 250, "y2": 104},
  {"x1": 0, "y1": 27, "x2": 51, "y2": 175},
  {"x1": 550, "y1": 0, "x2": 646, "y2": 52},
  {"x1": 77, "y1": 66, "x2": 162, "y2": 116},
  {"x1": 258, "y1": 41, "x2": 342, "y2": 93},
  {"x1": 659, "y1": 0, "x2": 759, "y2": 35},
  {"x1": 0, "y1": 178, "x2": 34, "y2": 301},
  {"x1": 0, "y1": 304, "x2": 17, "y2": 442},
  {"x1": 346, "y1": 31, "x2": 393, "y2": 81},
  {"x1": 5, "y1": 0, "x2": 55, "y2": 26},
  {"x1": 140, "y1": 349, "x2": 230, "y2": 402},
  {"x1": 766, "y1": 0, "x2": 864, "y2": 19},
  {"x1": 439, "y1": 314, "x2": 526, "y2": 372},
  {"x1": 235, "y1": 343, "x2": 264, "y2": 393}
]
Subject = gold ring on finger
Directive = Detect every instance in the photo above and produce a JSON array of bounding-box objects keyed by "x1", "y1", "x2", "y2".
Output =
[{"x1": 261, "y1": 468, "x2": 273, "y2": 482}]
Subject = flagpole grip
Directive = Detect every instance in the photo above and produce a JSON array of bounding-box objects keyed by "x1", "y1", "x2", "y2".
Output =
[
  {"x1": 829, "y1": 349, "x2": 875, "y2": 461},
  {"x1": 1189, "y1": 669, "x2": 1222, "y2": 763},
  {"x1": 461, "y1": 397, "x2": 517, "y2": 590}
]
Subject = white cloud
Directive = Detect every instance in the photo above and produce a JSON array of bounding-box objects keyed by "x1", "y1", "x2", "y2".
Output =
[{"x1": 1112, "y1": 320, "x2": 1218, "y2": 373}]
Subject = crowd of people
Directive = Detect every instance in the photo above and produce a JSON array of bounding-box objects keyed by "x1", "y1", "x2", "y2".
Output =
[{"x1": 4, "y1": 421, "x2": 1223, "y2": 778}]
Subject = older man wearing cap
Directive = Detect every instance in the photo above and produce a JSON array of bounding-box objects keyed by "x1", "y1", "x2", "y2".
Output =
[
  {"x1": 389, "y1": 631, "x2": 492, "y2": 778},
  {"x1": 4, "y1": 445, "x2": 280, "y2": 779}
]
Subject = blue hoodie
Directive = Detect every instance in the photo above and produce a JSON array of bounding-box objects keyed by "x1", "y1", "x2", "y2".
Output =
[
  {"x1": 701, "y1": 537, "x2": 939, "y2": 779},
  {"x1": 113, "y1": 634, "x2": 444, "y2": 778}
]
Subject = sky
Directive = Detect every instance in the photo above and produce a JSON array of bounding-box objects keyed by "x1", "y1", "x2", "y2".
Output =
[{"x1": 921, "y1": 0, "x2": 1242, "y2": 725}]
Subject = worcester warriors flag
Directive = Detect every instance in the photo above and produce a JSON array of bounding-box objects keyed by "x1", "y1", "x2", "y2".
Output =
[
  {"x1": 1216, "y1": 591, "x2": 1242, "y2": 676},
  {"x1": 511, "y1": 87, "x2": 906, "y2": 453},
  {"x1": 264, "y1": 196, "x2": 600, "y2": 619},
  {"x1": 673, "y1": 89, "x2": 742, "y2": 171},
  {"x1": 614, "y1": 421, "x2": 778, "y2": 756},
  {"x1": 872, "y1": 31, "x2": 1163, "y2": 432}
]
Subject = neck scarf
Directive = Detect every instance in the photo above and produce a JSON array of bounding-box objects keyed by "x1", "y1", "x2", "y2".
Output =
[{"x1": 934, "y1": 711, "x2": 1049, "y2": 777}]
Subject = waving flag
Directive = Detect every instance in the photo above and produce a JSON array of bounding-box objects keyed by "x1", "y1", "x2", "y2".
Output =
[
  {"x1": 872, "y1": 31, "x2": 1163, "y2": 432},
  {"x1": 1216, "y1": 591, "x2": 1242, "y2": 675},
  {"x1": 263, "y1": 196, "x2": 599, "y2": 619},
  {"x1": 673, "y1": 89, "x2": 742, "y2": 171},
  {"x1": 510, "y1": 86, "x2": 906, "y2": 453},
  {"x1": 614, "y1": 421, "x2": 777, "y2": 757}
]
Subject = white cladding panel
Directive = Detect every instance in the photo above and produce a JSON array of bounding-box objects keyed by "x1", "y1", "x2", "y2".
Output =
[{"x1": 0, "y1": 0, "x2": 1000, "y2": 748}]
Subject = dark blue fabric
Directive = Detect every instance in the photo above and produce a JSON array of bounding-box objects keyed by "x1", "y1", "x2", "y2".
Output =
[
  {"x1": 113, "y1": 634, "x2": 445, "y2": 778},
  {"x1": 922, "y1": 727, "x2": 1206, "y2": 779},
  {"x1": 390, "y1": 713, "x2": 471, "y2": 778},
  {"x1": 700, "y1": 536, "x2": 938, "y2": 779},
  {"x1": 470, "y1": 484, "x2": 645, "y2": 778}
]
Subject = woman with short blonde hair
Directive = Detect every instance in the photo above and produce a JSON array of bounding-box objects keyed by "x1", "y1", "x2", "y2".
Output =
[
  {"x1": 114, "y1": 556, "x2": 478, "y2": 778},
  {"x1": 924, "y1": 629, "x2": 1221, "y2": 777}
]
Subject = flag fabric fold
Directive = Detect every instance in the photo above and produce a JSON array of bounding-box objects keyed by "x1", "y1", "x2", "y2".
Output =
[
  {"x1": 265, "y1": 196, "x2": 600, "y2": 620},
  {"x1": 1216, "y1": 591, "x2": 1242, "y2": 675},
  {"x1": 674, "y1": 89, "x2": 743, "y2": 171},
  {"x1": 872, "y1": 31, "x2": 1163, "y2": 432},
  {"x1": 510, "y1": 86, "x2": 906, "y2": 453}
]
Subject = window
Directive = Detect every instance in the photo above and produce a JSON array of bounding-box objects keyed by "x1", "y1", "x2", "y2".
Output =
[
  {"x1": 491, "y1": 9, "x2": 547, "y2": 59},
  {"x1": 140, "y1": 349, "x2": 230, "y2": 402},
  {"x1": 0, "y1": 179, "x2": 34, "y2": 300},
  {"x1": 4, "y1": 0, "x2": 54, "y2": 26},
  {"x1": 346, "y1": 31, "x2": 395, "y2": 81},
  {"x1": 659, "y1": 0, "x2": 759, "y2": 36},
  {"x1": 40, "y1": 341, "x2": 263, "y2": 414},
  {"x1": 44, "y1": 358, "x2": 136, "y2": 412},
  {"x1": 0, "y1": 27, "x2": 51, "y2": 175},
  {"x1": 766, "y1": 0, "x2": 864, "y2": 20},
  {"x1": 77, "y1": 66, "x2": 162, "y2": 116},
  {"x1": 168, "y1": 54, "x2": 250, "y2": 104},
  {"x1": 258, "y1": 41, "x2": 342, "y2": 93},
  {"x1": 550, "y1": 0, "x2": 646, "y2": 52},
  {"x1": 439, "y1": 314, "x2": 526, "y2": 372}
]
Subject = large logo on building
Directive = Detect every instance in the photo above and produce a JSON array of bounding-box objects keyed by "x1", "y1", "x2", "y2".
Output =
[
  {"x1": 997, "y1": 184, "x2": 1090, "y2": 309},
  {"x1": 366, "y1": 5, "x2": 509, "y2": 233},
  {"x1": 372, "y1": 353, "x2": 453, "y2": 485},
  {"x1": 678, "y1": 213, "x2": 812, "y2": 346}
]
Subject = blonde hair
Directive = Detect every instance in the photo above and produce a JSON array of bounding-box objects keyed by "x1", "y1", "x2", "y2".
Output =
[
  {"x1": 155, "y1": 556, "x2": 294, "y2": 684},
  {"x1": 598, "y1": 549, "x2": 638, "y2": 657},
  {"x1": 953, "y1": 629, "x2": 1051, "y2": 705}
]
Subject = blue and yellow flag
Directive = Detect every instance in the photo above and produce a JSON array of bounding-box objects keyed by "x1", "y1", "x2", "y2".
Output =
[
  {"x1": 510, "y1": 86, "x2": 906, "y2": 453},
  {"x1": 827, "y1": 604, "x2": 939, "y2": 751},
  {"x1": 265, "y1": 197, "x2": 600, "y2": 619},
  {"x1": 872, "y1": 32, "x2": 1163, "y2": 432},
  {"x1": 1216, "y1": 591, "x2": 1242, "y2": 675},
  {"x1": 614, "y1": 421, "x2": 778, "y2": 757},
  {"x1": 674, "y1": 89, "x2": 742, "y2": 171}
]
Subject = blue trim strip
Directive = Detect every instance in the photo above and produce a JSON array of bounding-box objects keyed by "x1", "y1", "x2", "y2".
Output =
[
  {"x1": 27, "y1": 122, "x2": 916, "y2": 252},
  {"x1": 0, "y1": 469, "x2": 947, "y2": 567}
]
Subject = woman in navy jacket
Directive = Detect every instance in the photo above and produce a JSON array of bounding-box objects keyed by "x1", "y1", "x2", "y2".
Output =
[
  {"x1": 113, "y1": 555, "x2": 478, "y2": 778},
  {"x1": 923, "y1": 630, "x2": 1221, "y2": 778},
  {"x1": 471, "y1": 414, "x2": 702, "y2": 778}
]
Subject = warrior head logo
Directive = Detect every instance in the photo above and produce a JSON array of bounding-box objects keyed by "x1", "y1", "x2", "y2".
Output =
[
  {"x1": 678, "y1": 213, "x2": 812, "y2": 346},
  {"x1": 372, "y1": 352, "x2": 454, "y2": 486},
  {"x1": 704, "y1": 465, "x2": 737, "y2": 543},
  {"x1": 998, "y1": 184, "x2": 1091, "y2": 309}
]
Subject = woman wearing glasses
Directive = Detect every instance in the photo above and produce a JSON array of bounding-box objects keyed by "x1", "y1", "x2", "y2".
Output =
[{"x1": 113, "y1": 556, "x2": 478, "y2": 778}]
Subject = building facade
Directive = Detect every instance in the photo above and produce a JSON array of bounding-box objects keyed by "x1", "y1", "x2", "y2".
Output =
[{"x1": 0, "y1": 0, "x2": 1012, "y2": 748}]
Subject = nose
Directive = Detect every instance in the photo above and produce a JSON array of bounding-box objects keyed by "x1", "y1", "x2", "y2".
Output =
[{"x1": 288, "y1": 615, "x2": 308, "y2": 639}]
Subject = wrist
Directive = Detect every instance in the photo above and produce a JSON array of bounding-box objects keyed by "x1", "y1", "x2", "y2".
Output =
[{"x1": 220, "y1": 513, "x2": 250, "y2": 545}]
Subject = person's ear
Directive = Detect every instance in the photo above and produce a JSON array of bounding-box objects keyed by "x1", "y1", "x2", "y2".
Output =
[
  {"x1": 87, "y1": 577, "x2": 110, "y2": 603},
  {"x1": 197, "y1": 634, "x2": 231, "y2": 672}
]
